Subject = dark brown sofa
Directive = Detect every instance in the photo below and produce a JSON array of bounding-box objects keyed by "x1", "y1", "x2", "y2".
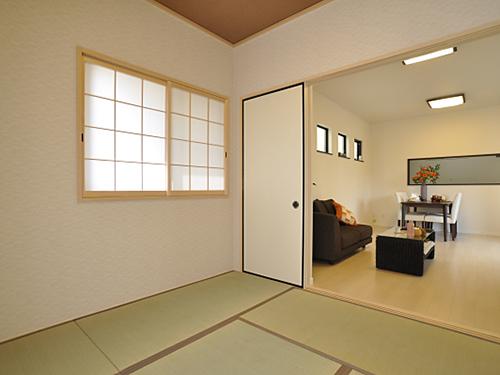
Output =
[{"x1": 313, "y1": 199, "x2": 373, "y2": 264}]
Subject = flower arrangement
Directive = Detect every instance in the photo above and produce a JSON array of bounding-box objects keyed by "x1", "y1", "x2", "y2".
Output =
[{"x1": 412, "y1": 164, "x2": 440, "y2": 184}]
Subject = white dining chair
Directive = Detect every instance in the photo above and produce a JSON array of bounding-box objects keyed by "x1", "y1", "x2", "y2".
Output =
[
  {"x1": 395, "y1": 192, "x2": 407, "y2": 226},
  {"x1": 424, "y1": 193, "x2": 462, "y2": 240},
  {"x1": 395, "y1": 192, "x2": 425, "y2": 226}
]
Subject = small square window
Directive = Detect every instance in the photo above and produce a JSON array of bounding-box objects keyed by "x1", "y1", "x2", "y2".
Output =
[
  {"x1": 316, "y1": 125, "x2": 330, "y2": 153},
  {"x1": 354, "y1": 139, "x2": 363, "y2": 161},
  {"x1": 338, "y1": 133, "x2": 348, "y2": 158}
]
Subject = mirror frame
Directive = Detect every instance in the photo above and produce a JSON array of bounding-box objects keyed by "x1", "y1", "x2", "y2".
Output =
[{"x1": 407, "y1": 153, "x2": 500, "y2": 185}]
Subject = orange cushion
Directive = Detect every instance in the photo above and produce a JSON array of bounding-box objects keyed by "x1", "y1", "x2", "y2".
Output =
[{"x1": 332, "y1": 201, "x2": 357, "y2": 226}]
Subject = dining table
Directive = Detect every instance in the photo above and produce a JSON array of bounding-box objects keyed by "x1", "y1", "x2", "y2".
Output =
[{"x1": 401, "y1": 200, "x2": 453, "y2": 241}]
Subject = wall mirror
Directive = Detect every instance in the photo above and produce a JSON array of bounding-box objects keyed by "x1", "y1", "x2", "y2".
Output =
[{"x1": 408, "y1": 154, "x2": 500, "y2": 185}]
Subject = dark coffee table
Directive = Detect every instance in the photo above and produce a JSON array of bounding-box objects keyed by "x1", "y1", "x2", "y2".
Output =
[{"x1": 376, "y1": 227, "x2": 435, "y2": 276}]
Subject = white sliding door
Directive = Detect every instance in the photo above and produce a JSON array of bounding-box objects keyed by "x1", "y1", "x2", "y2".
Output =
[{"x1": 243, "y1": 84, "x2": 304, "y2": 286}]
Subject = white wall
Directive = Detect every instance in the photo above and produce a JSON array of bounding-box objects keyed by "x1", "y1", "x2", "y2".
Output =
[
  {"x1": 0, "y1": 0, "x2": 233, "y2": 342},
  {"x1": 312, "y1": 91, "x2": 372, "y2": 223},
  {"x1": 371, "y1": 104, "x2": 500, "y2": 236},
  {"x1": 232, "y1": 0, "x2": 500, "y2": 269}
]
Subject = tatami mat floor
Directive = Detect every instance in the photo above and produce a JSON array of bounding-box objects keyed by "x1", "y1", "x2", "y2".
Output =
[
  {"x1": 76, "y1": 271, "x2": 290, "y2": 371},
  {"x1": 1, "y1": 271, "x2": 499, "y2": 375},
  {"x1": 134, "y1": 320, "x2": 341, "y2": 375},
  {"x1": 313, "y1": 229, "x2": 500, "y2": 339},
  {"x1": 243, "y1": 289, "x2": 500, "y2": 375}
]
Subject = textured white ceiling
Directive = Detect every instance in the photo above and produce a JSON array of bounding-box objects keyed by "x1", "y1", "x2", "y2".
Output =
[{"x1": 314, "y1": 32, "x2": 500, "y2": 123}]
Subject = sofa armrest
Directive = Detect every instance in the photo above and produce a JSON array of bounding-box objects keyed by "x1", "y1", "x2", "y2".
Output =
[{"x1": 313, "y1": 212, "x2": 342, "y2": 262}]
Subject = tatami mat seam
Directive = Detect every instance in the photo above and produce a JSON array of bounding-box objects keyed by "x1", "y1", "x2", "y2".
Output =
[
  {"x1": 0, "y1": 271, "x2": 236, "y2": 347},
  {"x1": 117, "y1": 286, "x2": 295, "y2": 374},
  {"x1": 73, "y1": 320, "x2": 121, "y2": 373},
  {"x1": 303, "y1": 287, "x2": 500, "y2": 345},
  {"x1": 238, "y1": 317, "x2": 373, "y2": 375},
  {"x1": 335, "y1": 365, "x2": 353, "y2": 375}
]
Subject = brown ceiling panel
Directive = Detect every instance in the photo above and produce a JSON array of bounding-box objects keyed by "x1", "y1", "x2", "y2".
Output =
[{"x1": 154, "y1": 0, "x2": 325, "y2": 44}]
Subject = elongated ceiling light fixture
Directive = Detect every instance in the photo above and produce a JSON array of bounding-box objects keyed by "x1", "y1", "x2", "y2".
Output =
[
  {"x1": 403, "y1": 47, "x2": 457, "y2": 65},
  {"x1": 427, "y1": 94, "x2": 465, "y2": 109}
]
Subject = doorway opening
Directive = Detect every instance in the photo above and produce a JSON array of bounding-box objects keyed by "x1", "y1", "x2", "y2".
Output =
[{"x1": 308, "y1": 28, "x2": 500, "y2": 343}]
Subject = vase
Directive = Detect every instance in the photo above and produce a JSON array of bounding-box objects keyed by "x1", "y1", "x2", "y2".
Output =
[{"x1": 420, "y1": 183, "x2": 427, "y2": 202}]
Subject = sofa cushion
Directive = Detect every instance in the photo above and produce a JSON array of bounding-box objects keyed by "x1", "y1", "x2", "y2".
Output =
[
  {"x1": 340, "y1": 226, "x2": 361, "y2": 248},
  {"x1": 333, "y1": 201, "x2": 357, "y2": 225},
  {"x1": 313, "y1": 199, "x2": 337, "y2": 216},
  {"x1": 352, "y1": 224, "x2": 373, "y2": 240},
  {"x1": 313, "y1": 200, "x2": 328, "y2": 214},
  {"x1": 324, "y1": 199, "x2": 336, "y2": 215}
]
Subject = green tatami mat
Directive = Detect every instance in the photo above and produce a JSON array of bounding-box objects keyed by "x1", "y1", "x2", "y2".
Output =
[
  {"x1": 77, "y1": 271, "x2": 290, "y2": 370},
  {"x1": 135, "y1": 320, "x2": 341, "y2": 375},
  {"x1": 0, "y1": 322, "x2": 116, "y2": 375},
  {"x1": 242, "y1": 289, "x2": 500, "y2": 375}
]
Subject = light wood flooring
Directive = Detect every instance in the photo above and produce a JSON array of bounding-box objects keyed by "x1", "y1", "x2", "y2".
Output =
[{"x1": 312, "y1": 227, "x2": 500, "y2": 341}]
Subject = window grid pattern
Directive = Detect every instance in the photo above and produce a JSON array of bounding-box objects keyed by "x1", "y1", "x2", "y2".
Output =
[
  {"x1": 83, "y1": 62, "x2": 167, "y2": 192},
  {"x1": 80, "y1": 54, "x2": 227, "y2": 198},
  {"x1": 170, "y1": 86, "x2": 225, "y2": 192}
]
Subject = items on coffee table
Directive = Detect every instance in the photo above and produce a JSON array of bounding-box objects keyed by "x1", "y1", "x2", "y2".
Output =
[{"x1": 376, "y1": 227, "x2": 435, "y2": 276}]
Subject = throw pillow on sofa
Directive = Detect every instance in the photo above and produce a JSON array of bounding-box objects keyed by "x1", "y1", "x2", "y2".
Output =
[{"x1": 332, "y1": 201, "x2": 357, "y2": 226}]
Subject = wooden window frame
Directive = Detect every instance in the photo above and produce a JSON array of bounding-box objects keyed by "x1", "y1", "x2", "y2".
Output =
[{"x1": 77, "y1": 48, "x2": 229, "y2": 199}]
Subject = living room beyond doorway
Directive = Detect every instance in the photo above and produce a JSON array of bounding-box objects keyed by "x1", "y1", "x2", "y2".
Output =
[{"x1": 309, "y1": 29, "x2": 500, "y2": 343}]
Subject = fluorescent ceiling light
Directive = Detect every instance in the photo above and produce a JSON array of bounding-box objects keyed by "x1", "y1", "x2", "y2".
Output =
[
  {"x1": 427, "y1": 94, "x2": 465, "y2": 109},
  {"x1": 403, "y1": 47, "x2": 457, "y2": 65}
]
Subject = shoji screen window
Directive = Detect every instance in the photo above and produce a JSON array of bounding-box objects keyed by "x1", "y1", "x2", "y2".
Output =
[
  {"x1": 83, "y1": 60, "x2": 167, "y2": 195},
  {"x1": 170, "y1": 85, "x2": 226, "y2": 193},
  {"x1": 79, "y1": 49, "x2": 228, "y2": 199}
]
